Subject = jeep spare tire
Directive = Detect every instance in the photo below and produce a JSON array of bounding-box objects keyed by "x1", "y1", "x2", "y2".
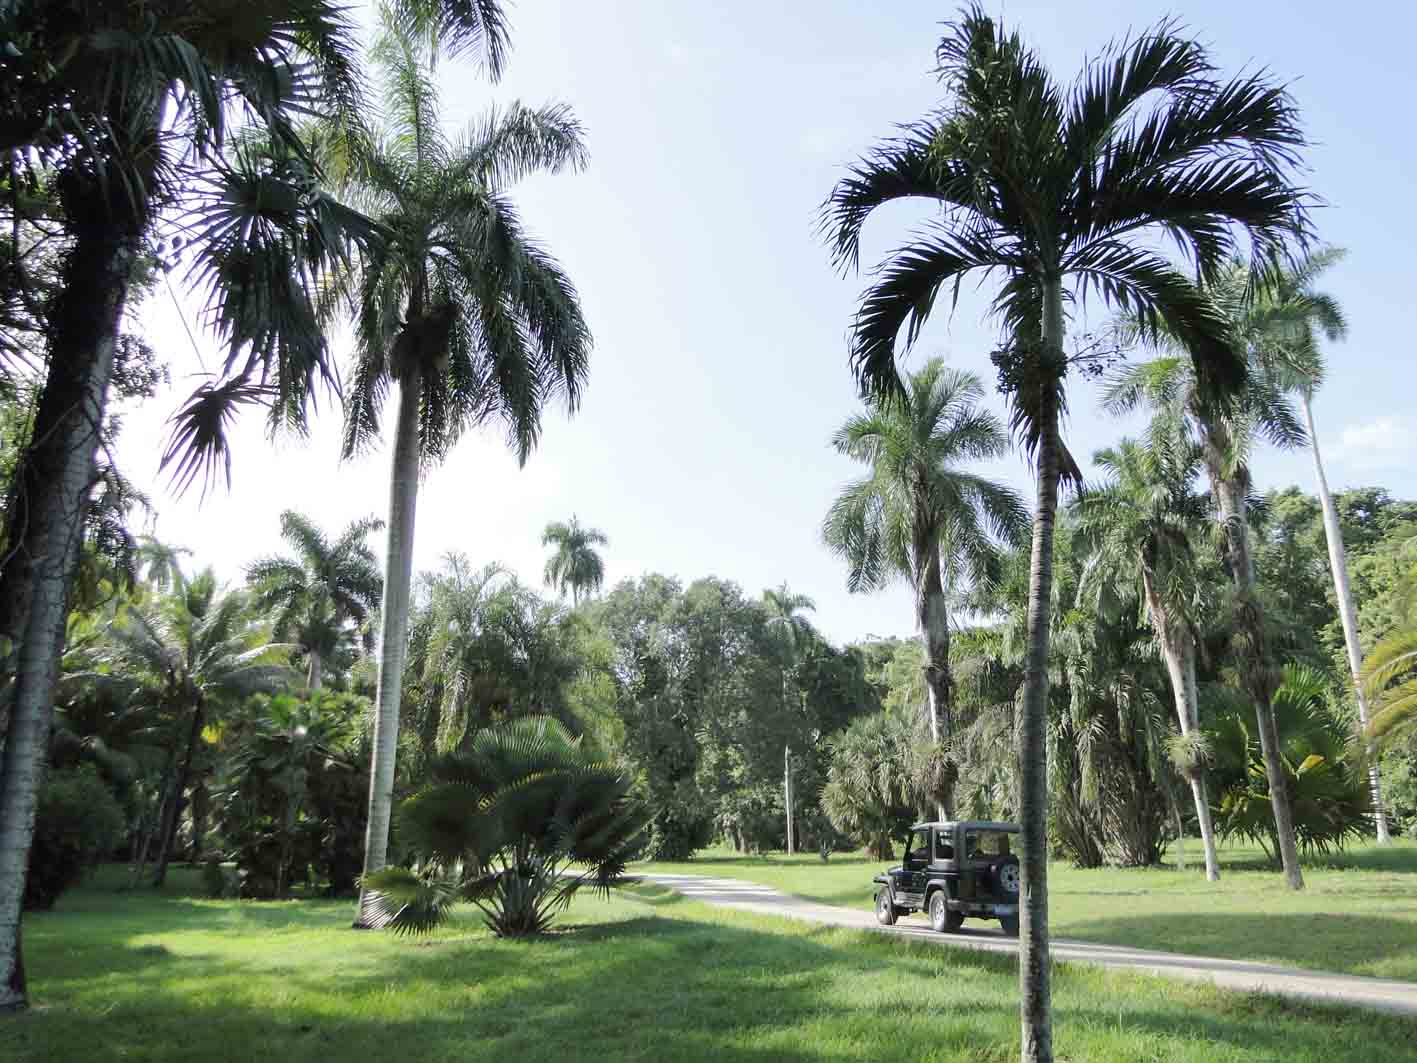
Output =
[{"x1": 993, "y1": 857, "x2": 1021, "y2": 896}]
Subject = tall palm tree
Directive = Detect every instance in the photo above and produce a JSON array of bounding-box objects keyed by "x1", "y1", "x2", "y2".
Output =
[
  {"x1": 0, "y1": 0, "x2": 398, "y2": 1010},
  {"x1": 820, "y1": 9, "x2": 1309, "y2": 1057},
  {"x1": 762, "y1": 585, "x2": 817, "y2": 854},
  {"x1": 542, "y1": 517, "x2": 608, "y2": 606},
  {"x1": 823, "y1": 360, "x2": 1026, "y2": 817},
  {"x1": 95, "y1": 570, "x2": 295, "y2": 885},
  {"x1": 1074, "y1": 435, "x2": 1223, "y2": 880},
  {"x1": 335, "y1": 20, "x2": 591, "y2": 926},
  {"x1": 247, "y1": 511, "x2": 384, "y2": 690},
  {"x1": 1104, "y1": 258, "x2": 1318, "y2": 889},
  {"x1": 1245, "y1": 248, "x2": 1390, "y2": 843}
]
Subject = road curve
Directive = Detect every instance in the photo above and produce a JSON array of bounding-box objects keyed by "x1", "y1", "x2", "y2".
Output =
[{"x1": 639, "y1": 873, "x2": 1417, "y2": 1017}]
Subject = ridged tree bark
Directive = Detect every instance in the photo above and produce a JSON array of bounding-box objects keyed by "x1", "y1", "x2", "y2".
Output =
[
  {"x1": 1302, "y1": 395, "x2": 1389, "y2": 842},
  {"x1": 354, "y1": 372, "x2": 423, "y2": 926},
  {"x1": 0, "y1": 212, "x2": 139, "y2": 1010},
  {"x1": 1142, "y1": 572, "x2": 1221, "y2": 881},
  {"x1": 1205, "y1": 438, "x2": 1304, "y2": 890},
  {"x1": 1018, "y1": 278, "x2": 1064, "y2": 1063}
]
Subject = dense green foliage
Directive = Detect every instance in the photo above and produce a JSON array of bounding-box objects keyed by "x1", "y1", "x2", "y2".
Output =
[{"x1": 24, "y1": 767, "x2": 125, "y2": 910}]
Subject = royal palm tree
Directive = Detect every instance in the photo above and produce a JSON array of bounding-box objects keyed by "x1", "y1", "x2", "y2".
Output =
[
  {"x1": 823, "y1": 360, "x2": 1026, "y2": 817},
  {"x1": 1104, "y1": 259, "x2": 1319, "y2": 888},
  {"x1": 0, "y1": 0, "x2": 388, "y2": 1006},
  {"x1": 96, "y1": 570, "x2": 295, "y2": 885},
  {"x1": 247, "y1": 511, "x2": 384, "y2": 690},
  {"x1": 762, "y1": 585, "x2": 817, "y2": 853},
  {"x1": 335, "y1": 21, "x2": 591, "y2": 926},
  {"x1": 820, "y1": 8, "x2": 1309, "y2": 1056},
  {"x1": 1074, "y1": 435, "x2": 1223, "y2": 880},
  {"x1": 542, "y1": 517, "x2": 608, "y2": 606},
  {"x1": 1243, "y1": 249, "x2": 1391, "y2": 843}
]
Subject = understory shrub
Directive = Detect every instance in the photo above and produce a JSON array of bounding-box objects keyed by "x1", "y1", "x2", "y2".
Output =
[{"x1": 26, "y1": 766, "x2": 125, "y2": 909}]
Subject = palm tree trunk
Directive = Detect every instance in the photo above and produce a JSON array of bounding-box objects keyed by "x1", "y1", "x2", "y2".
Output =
[
  {"x1": 355, "y1": 371, "x2": 423, "y2": 927},
  {"x1": 307, "y1": 650, "x2": 324, "y2": 692},
  {"x1": 1208, "y1": 447, "x2": 1304, "y2": 890},
  {"x1": 783, "y1": 743, "x2": 794, "y2": 854},
  {"x1": 1302, "y1": 394, "x2": 1390, "y2": 843},
  {"x1": 916, "y1": 540, "x2": 952, "y2": 820},
  {"x1": 1018, "y1": 278, "x2": 1064, "y2": 1063},
  {"x1": 1143, "y1": 576, "x2": 1220, "y2": 881},
  {"x1": 0, "y1": 215, "x2": 139, "y2": 1011},
  {"x1": 154, "y1": 699, "x2": 207, "y2": 887}
]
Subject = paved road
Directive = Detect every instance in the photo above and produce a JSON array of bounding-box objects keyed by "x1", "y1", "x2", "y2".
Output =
[{"x1": 640, "y1": 873, "x2": 1417, "y2": 1017}]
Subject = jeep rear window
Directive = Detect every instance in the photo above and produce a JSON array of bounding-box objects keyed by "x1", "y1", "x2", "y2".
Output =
[{"x1": 963, "y1": 830, "x2": 1013, "y2": 859}]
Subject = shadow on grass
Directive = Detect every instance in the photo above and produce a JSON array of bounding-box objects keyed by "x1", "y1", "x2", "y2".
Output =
[{"x1": 15, "y1": 882, "x2": 1417, "y2": 1063}]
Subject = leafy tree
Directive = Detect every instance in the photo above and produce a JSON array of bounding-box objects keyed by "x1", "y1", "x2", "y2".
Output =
[
  {"x1": 247, "y1": 512, "x2": 383, "y2": 690},
  {"x1": 823, "y1": 359, "x2": 1025, "y2": 816},
  {"x1": 542, "y1": 517, "x2": 608, "y2": 606},
  {"x1": 820, "y1": 9, "x2": 1307, "y2": 1051},
  {"x1": 821, "y1": 711, "x2": 919, "y2": 859},
  {"x1": 1073, "y1": 435, "x2": 1224, "y2": 879},
  {"x1": 333, "y1": 17, "x2": 592, "y2": 924},
  {"x1": 23, "y1": 767, "x2": 125, "y2": 911},
  {"x1": 363, "y1": 717, "x2": 647, "y2": 937}
]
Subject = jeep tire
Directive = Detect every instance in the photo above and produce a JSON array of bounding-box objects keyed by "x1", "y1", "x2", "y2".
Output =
[
  {"x1": 875, "y1": 888, "x2": 898, "y2": 926},
  {"x1": 999, "y1": 913, "x2": 1019, "y2": 936},
  {"x1": 929, "y1": 890, "x2": 964, "y2": 933}
]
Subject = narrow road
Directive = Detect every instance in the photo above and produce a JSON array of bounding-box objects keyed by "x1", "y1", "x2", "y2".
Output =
[{"x1": 641, "y1": 873, "x2": 1417, "y2": 1017}]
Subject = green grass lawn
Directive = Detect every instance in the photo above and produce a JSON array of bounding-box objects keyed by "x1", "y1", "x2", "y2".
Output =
[
  {"x1": 7, "y1": 865, "x2": 1417, "y2": 1063},
  {"x1": 646, "y1": 837, "x2": 1417, "y2": 982}
]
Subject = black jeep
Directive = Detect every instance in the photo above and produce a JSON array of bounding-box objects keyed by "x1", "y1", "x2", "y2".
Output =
[{"x1": 872, "y1": 820, "x2": 1021, "y2": 936}]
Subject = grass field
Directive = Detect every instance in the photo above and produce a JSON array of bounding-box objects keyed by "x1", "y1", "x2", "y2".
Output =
[
  {"x1": 7, "y1": 864, "x2": 1417, "y2": 1063},
  {"x1": 646, "y1": 838, "x2": 1417, "y2": 982}
]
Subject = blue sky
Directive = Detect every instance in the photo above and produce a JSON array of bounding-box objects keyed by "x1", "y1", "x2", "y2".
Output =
[{"x1": 119, "y1": 0, "x2": 1417, "y2": 645}]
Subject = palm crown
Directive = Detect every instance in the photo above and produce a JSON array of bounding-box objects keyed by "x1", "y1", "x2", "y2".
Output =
[{"x1": 541, "y1": 517, "x2": 608, "y2": 605}]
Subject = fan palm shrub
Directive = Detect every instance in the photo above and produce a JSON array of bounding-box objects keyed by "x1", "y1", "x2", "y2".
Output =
[
  {"x1": 821, "y1": 8, "x2": 1309, "y2": 1053},
  {"x1": 362, "y1": 718, "x2": 647, "y2": 938},
  {"x1": 820, "y1": 711, "x2": 921, "y2": 859}
]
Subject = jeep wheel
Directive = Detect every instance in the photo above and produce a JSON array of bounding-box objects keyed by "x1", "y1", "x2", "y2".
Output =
[
  {"x1": 928, "y1": 891, "x2": 964, "y2": 933},
  {"x1": 875, "y1": 889, "x2": 898, "y2": 926},
  {"x1": 999, "y1": 914, "x2": 1019, "y2": 936}
]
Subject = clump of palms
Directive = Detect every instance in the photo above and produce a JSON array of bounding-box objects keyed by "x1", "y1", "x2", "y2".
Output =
[
  {"x1": 823, "y1": 359, "x2": 1026, "y2": 817},
  {"x1": 542, "y1": 517, "x2": 608, "y2": 606},
  {"x1": 362, "y1": 717, "x2": 647, "y2": 938},
  {"x1": 330, "y1": 13, "x2": 593, "y2": 923},
  {"x1": 820, "y1": 712, "x2": 919, "y2": 860},
  {"x1": 821, "y1": 7, "x2": 1310, "y2": 1055},
  {"x1": 1074, "y1": 433, "x2": 1224, "y2": 880},
  {"x1": 94, "y1": 570, "x2": 295, "y2": 885},
  {"x1": 247, "y1": 511, "x2": 383, "y2": 690}
]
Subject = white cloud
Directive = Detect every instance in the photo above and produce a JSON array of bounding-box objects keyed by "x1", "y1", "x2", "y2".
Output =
[{"x1": 1336, "y1": 416, "x2": 1413, "y2": 468}]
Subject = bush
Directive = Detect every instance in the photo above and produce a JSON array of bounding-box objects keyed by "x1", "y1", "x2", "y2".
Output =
[{"x1": 26, "y1": 766, "x2": 125, "y2": 910}]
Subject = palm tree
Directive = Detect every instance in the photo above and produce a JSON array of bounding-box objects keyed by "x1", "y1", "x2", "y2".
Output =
[
  {"x1": 542, "y1": 517, "x2": 608, "y2": 606},
  {"x1": 820, "y1": 9, "x2": 1309, "y2": 1056},
  {"x1": 762, "y1": 585, "x2": 817, "y2": 854},
  {"x1": 1246, "y1": 249, "x2": 1390, "y2": 843},
  {"x1": 1074, "y1": 435, "x2": 1223, "y2": 880},
  {"x1": 96, "y1": 570, "x2": 295, "y2": 885},
  {"x1": 1360, "y1": 542, "x2": 1417, "y2": 751},
  {"x1": 335, "y1": 20, "x2": 591, "y2": 926},
  {"x1": 823, "y1": 360, "x2": 1026, "y2": 818},
  {"x1": 0, "y1": 0, "x2": 387, "y2": 1006},
  {"x1": 1104, "y1": 259, "x2": 1318, "y2": 889},
  {"x1": 247, "y1": 511, "x2": 384, "y2": 690}
]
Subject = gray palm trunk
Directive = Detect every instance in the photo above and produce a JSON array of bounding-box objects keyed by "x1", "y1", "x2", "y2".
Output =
[
  {"x1": 783, "y1": 742, "x2": 794, "y2": 854},
  {"x1": 1017, "y1": 277, "x2": 1064, "y2": 1063},
  {"x1": 1301, "y1": 395, "x2": 1390, "y2": 843},
  {"x1": 355, "y1": 372, "x2": 423, "y2": 927},
  {"x1": 1141, "y1": 571, "x2": 1221, "y2": 881},
  {"x1": 1205, "y1": 440, "x2": 1305, "y2": 889},
  {"x1": 307, "y1": 650, "x2": 324, "y2": 692},
  {"x1": 0, "y1": 220, "x2": 139, "y2": 1011},
  {"x1": 915, "y1": 533, "x2": 952, "y2": 821}
]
